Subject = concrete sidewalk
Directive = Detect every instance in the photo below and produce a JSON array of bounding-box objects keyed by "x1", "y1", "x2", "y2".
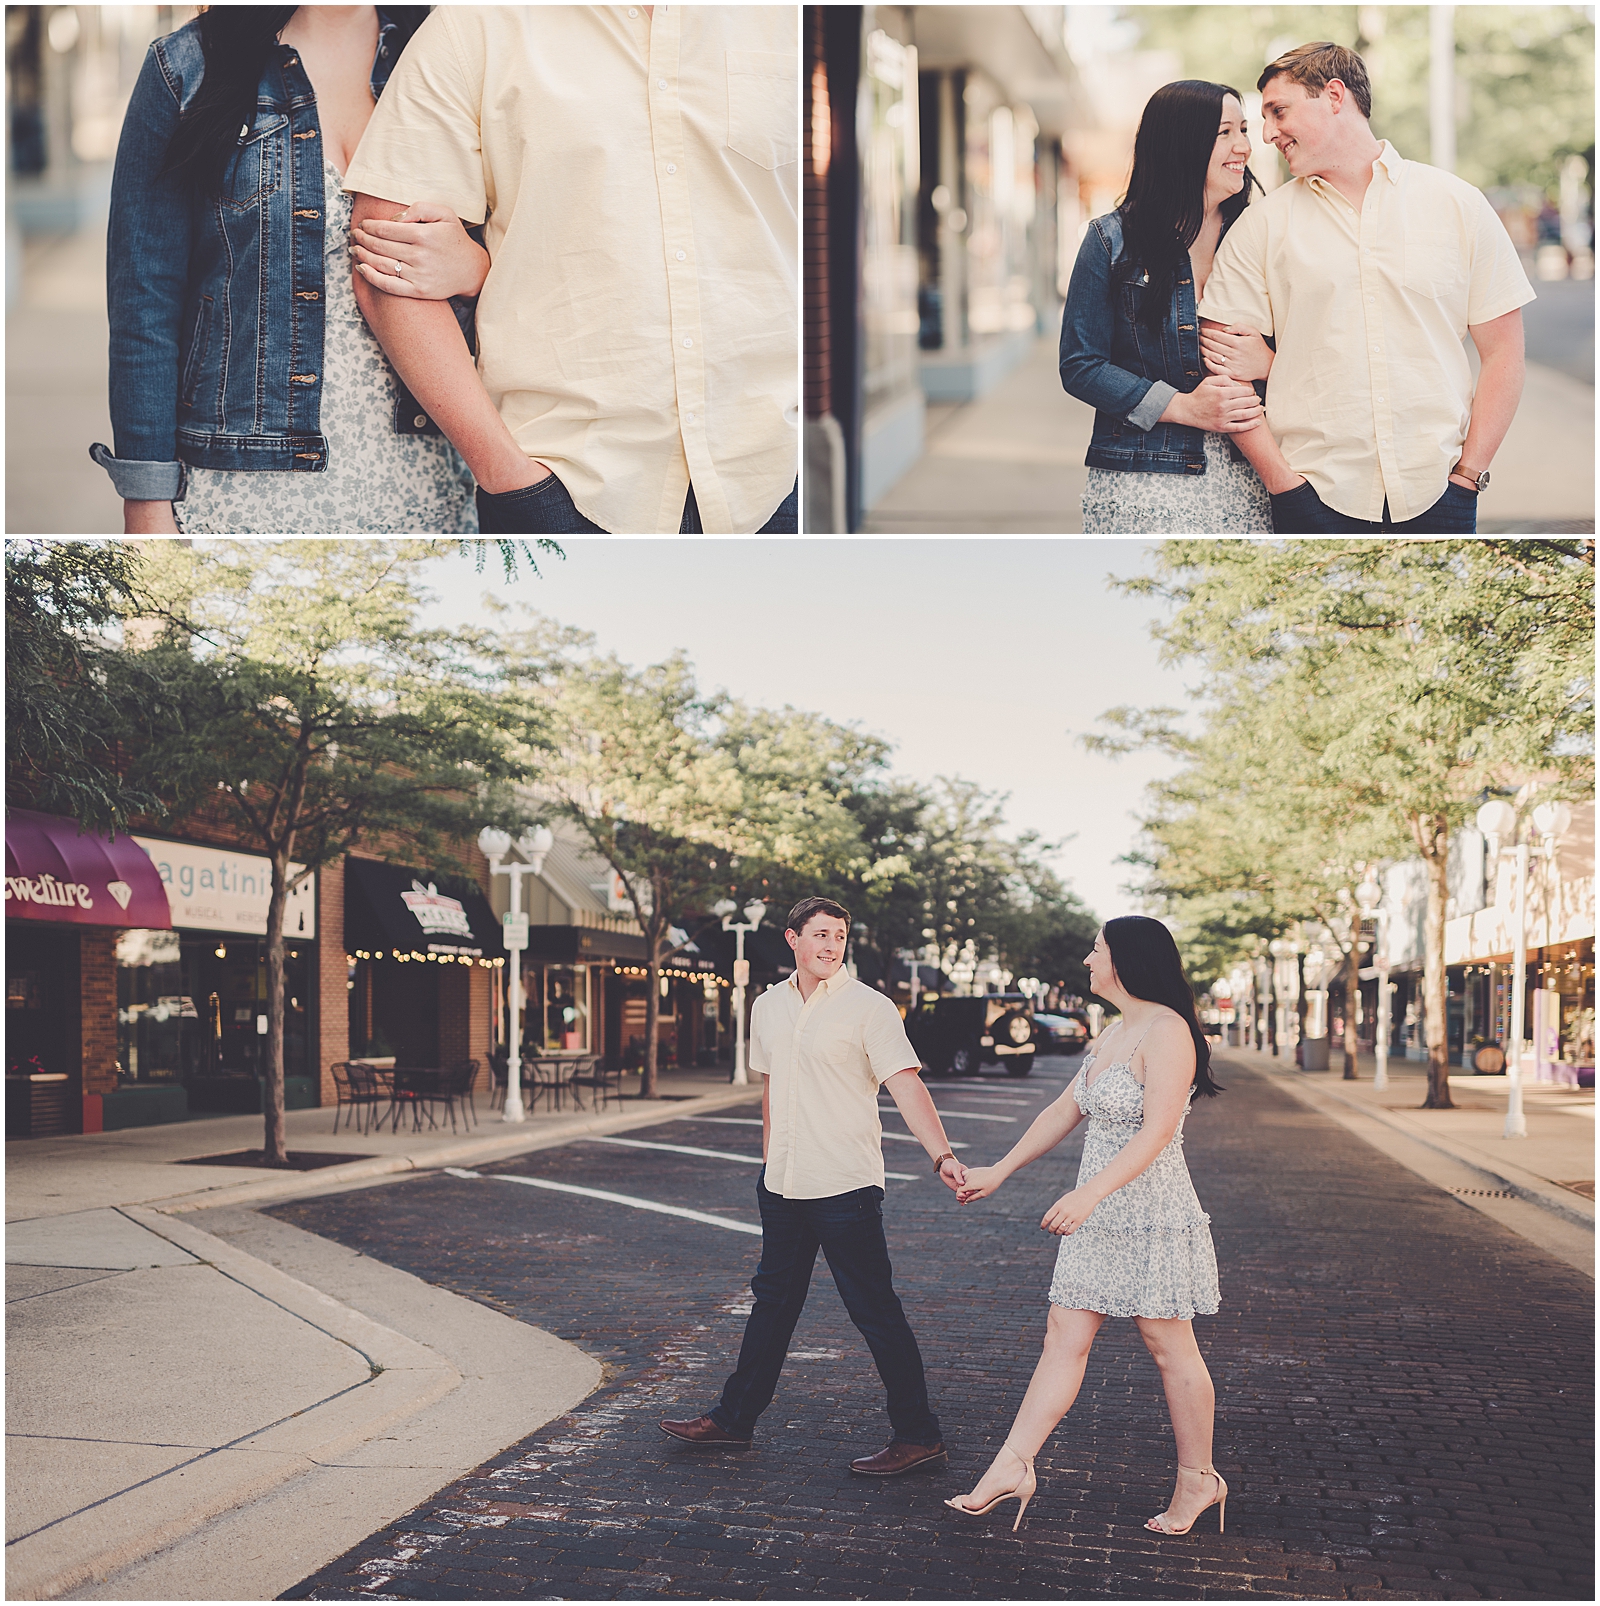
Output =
[
  {"x1": 5, "y1": 1070, "x2": 759, "y2": 1600},
  {"x1": 1216, "y1": 1045, "x2": 1593, "y2": 1278},
  {"x1": 863, "y1": 333, "x2": 1595, "y2": 534}
]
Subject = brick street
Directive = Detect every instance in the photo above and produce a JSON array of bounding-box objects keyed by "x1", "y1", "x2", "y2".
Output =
[{"x1": 273, "y1": 1053, "x2": 1594, "y2": 1600}]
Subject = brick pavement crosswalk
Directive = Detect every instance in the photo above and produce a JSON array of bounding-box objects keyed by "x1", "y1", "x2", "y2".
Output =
[{"x1": 273, "y1": 1054, "x2": 1593, "y2": 1600}]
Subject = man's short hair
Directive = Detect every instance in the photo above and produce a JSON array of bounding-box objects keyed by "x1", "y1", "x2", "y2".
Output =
[
  {"x1": 786, "y1": 896, "x2": 852, "y2": 937},
  {"x1": 1258, "y1": 41, "x2": 1373, "y2": 120}
]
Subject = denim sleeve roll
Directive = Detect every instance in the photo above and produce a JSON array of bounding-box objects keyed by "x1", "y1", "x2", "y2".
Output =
[
  {"x1": 1058, "y1": 223, "x2": 1164, "y2": 432},
  {"x1": 101, "y1": 41, "x2": 192, "y2": 490}
]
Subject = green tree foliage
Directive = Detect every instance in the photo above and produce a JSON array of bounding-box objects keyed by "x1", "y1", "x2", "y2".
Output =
[
  {"x1": 4, "y1": 539, "x2": 170, "y2": 830},
  {"x1": 1105, "y1": 538, "x2": 1594, "y2": 1107},
  {"x1": 1127, "y1": 5, "x2": 1594, "y2": 195},
  {"x1": 122, "y1": 540, "x2": 521, "y2": 1162}
]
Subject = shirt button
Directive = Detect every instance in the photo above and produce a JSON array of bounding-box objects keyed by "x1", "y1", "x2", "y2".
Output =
[
  {"x1": 675, "y1": 249, "x2": 686, "y2": 261},
  {"x1": 683, "y1": 337, "x2": 693, "y2": 348},
  {"x1": 685, "y1": 410, "x2": 695, "y2": 423},
  {"x1": 412, "y1": 414, "x2": 427, "y2": 428},
  {"x1": 657, "y1": 77, "x2": 667, "y2": 89},
  {"x1": 628, "y1": 6, "x2": 638, "y2": 13},
  {"x1": 666, "y1": 162, "x2": 677, "y2": 174}
]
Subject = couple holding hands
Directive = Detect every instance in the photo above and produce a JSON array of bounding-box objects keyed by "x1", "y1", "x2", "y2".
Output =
[
  {"x1": 661, "y1": 900, "x2": 1227, "y2": 1541},
  {"x1": 1062, "y1": 41, "x2": 1535, "y2": 534}
]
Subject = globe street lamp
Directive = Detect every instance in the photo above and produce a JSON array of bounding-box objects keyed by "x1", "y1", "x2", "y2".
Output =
[
  {"x1": 714, "y1": 899, "x2": 766, "y2": 1086},
  {"x1": 1355, "y1": 875, "x2": 1390, "y2": 1089},
  {"x1": 479, "y1": 823, "x2": 554, "y2": 1122}
]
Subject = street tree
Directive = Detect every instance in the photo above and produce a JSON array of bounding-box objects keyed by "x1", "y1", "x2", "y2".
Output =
[
  {"x1": 120, "y1": 540, "x2": 521, "y2": 1163},
  {"x1": 1109, "y1": 539, "x2": 1593, "y2": 1107},
  {"x1": 5, "y1": 539, "x2": 173, "y2": 831}
]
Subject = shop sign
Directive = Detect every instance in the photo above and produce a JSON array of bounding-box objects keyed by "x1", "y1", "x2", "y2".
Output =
[
  {"x1": 133, "y1": 837, "x2": 316, "y2": 938},
  {"x1": 400, "y1": 880, "x2": 474, "y2": 939}
]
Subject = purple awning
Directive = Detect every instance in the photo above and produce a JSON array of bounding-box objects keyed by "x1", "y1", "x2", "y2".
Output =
[{"x1": 5, "y1": 808, "x2": 172, "y2": 928}]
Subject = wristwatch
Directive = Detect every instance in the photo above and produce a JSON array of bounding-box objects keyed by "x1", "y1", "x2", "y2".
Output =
[
  {"x1": 1452, "y1": 463, "x2": 1490, "y2": 493},
  {"x1": 932, "y1": 1151, "x2": 956, "y2": 1176}
]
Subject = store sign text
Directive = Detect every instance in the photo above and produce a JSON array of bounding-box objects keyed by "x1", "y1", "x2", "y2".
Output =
[{"x1": 133, "y1": 837, "x2": 317, "y2": 937}]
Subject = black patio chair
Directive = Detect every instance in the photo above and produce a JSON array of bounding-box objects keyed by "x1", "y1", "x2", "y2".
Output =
[
  {"x1": 436, "y1": 1058, "x2": 480, "y2": 1134},
  {"x1": 330, "y1": 1061, "x2": 385, "y2": 1135},
  {"x1": 568, "y1": 1054, "x2": 621, "y2": 1112}
]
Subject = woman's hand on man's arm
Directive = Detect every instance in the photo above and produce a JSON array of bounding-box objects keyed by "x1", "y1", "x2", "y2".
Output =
[
  {"x1": 350, "y1": 200, "x2": 490, "y2": 300},
  {"x1": 1159, "y1": 374, "x2": 1264, "y2": 433}
]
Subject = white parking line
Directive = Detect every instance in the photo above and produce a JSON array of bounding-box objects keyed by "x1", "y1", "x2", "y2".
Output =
[
  {"x1": 879, "y1": 1105, "x2": 1018, "y2": 1123},
  {"x1": 588, "y1": 1135, "x2": 918, "y2": 1181},
  {"x1": 442, "y1": 1168, "x2": 763, "y2": 1235},
  {"x1": 687, "y1": 1117, "x2": 967, "y2": 1149}
]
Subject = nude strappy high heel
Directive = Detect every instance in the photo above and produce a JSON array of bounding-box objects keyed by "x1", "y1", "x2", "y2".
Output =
[
  {"x1": 1146, "y1": 1464, "x2": 1227, "y2": 1534},
  {"x1": 945, "y1": 1443, "x2": 1037, "y2": 1532}
]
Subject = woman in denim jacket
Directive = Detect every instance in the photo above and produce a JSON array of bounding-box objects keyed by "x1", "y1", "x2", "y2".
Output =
[
  {"x1": 91, "y1": 5, "x2": 487, "y2": 534},
  {"x1": 1059, "y1": 81, "x2": 1276, "y2": 534}
]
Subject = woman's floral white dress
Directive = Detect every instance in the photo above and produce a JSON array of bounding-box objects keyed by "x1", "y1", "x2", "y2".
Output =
[
  {"x1": 1048, "y1": 1040, "x2": 1221, "y2": 1321},
  {"x1": 1081, "y1": 429, "x2": 1272, "y2": 535},
  {"x1": 176, "y1": 160, "x2": 477, "y2": 535}
]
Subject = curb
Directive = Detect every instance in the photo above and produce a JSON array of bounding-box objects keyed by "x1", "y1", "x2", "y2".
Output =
[
  {"x1": 1220, "y1": 1051, "x2": 1595, "y2": 1233},
  {"x1": 5, "y1": 1210, "x2": 461, "y2": 1602},
  {"x1": 152, "y1": 1081, "x2": 764, "y2": 1215}
]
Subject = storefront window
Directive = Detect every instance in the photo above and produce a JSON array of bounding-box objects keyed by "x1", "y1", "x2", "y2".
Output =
[
  {"x1": 117, "y1": 930, "x2": 310, "y2": 1088},
  {"x1": 526, "y1": 965, "x2": 591, "y2": 1052},
  {"x1": 861, "y1": 26, "x2": 919, "y2": 416}
]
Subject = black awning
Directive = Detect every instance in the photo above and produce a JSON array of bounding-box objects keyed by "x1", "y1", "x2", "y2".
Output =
[
  {"x1": 344, "y1": 857, "x2": 504, "y2": 959},
  {"x1": 526, "y1": 924, "x2": 648, "y2": 964}
]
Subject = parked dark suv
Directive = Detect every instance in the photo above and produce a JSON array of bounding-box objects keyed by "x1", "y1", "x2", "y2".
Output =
[{"x1": 906, "y1": 993, "x2": 1038, "y2": 1077}]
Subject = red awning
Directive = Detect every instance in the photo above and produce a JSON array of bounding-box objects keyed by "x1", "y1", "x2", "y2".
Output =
[{"x1": 5, "y1": 808, "x2": 172, "y2": 929}]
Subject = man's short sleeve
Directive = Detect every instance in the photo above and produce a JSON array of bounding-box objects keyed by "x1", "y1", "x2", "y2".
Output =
[
  {"x1": 747, "y1": 991, "x2": 773, "y2": 1076},
  {"x1": 344, "y1": 9, "x2": 487, "y2": 223},
  {"x1": 1196, "y1": 206, "x2": 1274, "y2": 336},
  {"x1": 1466, "y1": 190, "x2": 1536, "y2": 328},
  {"x1": 862, "y1": 992, "x2": 920, "y2": 1086}
]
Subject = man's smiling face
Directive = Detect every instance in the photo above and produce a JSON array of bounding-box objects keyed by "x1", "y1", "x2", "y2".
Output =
[{"x1": 1259, "y1": 75, "x2": 1336, "y2": 177}]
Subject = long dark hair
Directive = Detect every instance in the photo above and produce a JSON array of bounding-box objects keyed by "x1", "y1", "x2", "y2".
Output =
[
  {"x1": 1102, "y1": 916, "x2": 1223, "y2": 1097},
  {"x1": 1114, "y1": 79, "x2": 1261, "y2": 330},
  {"x1": 161, "y1": 6, "x2": 429, "y2": 197}
]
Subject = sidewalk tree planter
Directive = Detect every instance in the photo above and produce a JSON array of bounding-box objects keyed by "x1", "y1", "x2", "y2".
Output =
[
  {"x1": 109, "y1": 540, "x2": 527, "y2": 1166},
  {"x1": 1097, "y1": 539, "x2": 1594, "y2": 1112}
]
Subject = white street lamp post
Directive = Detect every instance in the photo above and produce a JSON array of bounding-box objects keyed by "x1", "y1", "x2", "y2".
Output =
[
  {"x1": 714, "y1": 899, "x2": 766, "y2": 1086},
  {"x1": 479, "y1": 824, "x2": 554, "y2": 1123},
  {"x1": 1356, "y1": 877, "x2": 1390, "y2": 1089}
]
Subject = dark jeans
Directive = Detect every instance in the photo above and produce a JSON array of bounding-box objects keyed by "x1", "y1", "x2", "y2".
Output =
[
  {"x1": 1269, "y1": 478, "x2": 1478, "y2": 534},
  {"x1": 710, "y1": 1172, "x2": 941, "y2": 1445},
  {"x1": 476, "y1": 474, "x2": 799, "y2": 535}
]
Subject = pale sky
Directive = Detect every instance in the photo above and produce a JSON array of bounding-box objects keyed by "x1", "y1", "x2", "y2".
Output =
[{"x1": 418, "y1": 538, "x2": 1195, "y2": 924}]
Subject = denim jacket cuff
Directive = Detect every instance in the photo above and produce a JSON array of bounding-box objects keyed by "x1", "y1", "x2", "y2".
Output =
[
  {"x1": 1127, "y1": 381, "x2": 1176, "y2": 433},
  {"x1": 89, "y1": 443, "x2": 185, "y2": 502}
]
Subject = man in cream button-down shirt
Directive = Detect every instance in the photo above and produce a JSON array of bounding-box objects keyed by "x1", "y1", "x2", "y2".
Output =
[
  {"x1": 660, "y1": 898, "x2": 966, "y2": 1477},
  {"x1": 1198, "y1": 42, "x2": 1534, "y2": 531},
  {"x1": 346, "y1": 6, "x2": 797, "y2": 534}
]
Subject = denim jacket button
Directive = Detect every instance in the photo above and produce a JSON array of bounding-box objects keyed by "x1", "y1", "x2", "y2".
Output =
[{"x1": 413, "y1": 414, "x2": 427, "y2": 429}]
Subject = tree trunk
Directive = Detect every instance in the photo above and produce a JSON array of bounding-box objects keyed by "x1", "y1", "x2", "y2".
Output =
[
  {"x1": 1341, "y1": 925, "x2": 1360, "y2": 1079},
  {"x1": 642, "y1": 909, "x2": 662, "y2": 1100},
  {"x1": 1413, "y1": 811, "x2": 1455, "y2": 1109},
  {"x1": 263, "y1": 855, "x2": 289, "y2": 1163}
]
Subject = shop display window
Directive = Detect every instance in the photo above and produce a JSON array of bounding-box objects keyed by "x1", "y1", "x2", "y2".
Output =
[
  {"x1": 116, "y1": 930, "x2": 310, "y2": 1087},
  {"x1": 526, "y1": 965, "x2": 591, "y2": 1052}
]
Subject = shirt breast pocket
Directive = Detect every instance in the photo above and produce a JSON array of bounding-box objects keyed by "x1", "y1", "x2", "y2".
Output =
[
  {"x1": 1403, "y1": 227, "x2": 1466, "y2": 298},
  {"x1": 726, "y1": 50, "x2": 798, "y2": 170}
]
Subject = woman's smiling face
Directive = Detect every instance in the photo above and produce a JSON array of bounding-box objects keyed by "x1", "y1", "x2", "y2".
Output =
[
  {"x1": 1204, "y1": 93, "x2": 1252, "y2": 209},
  {"x1": 1085, "y1": 928, "x2": 1117, "y2": 994}
]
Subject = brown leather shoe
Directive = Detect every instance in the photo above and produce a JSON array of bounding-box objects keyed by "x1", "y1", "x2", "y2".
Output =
[
  {"x1": 849, "y1": 1439, "x2": 948, "y2": 1476},
  {"x1": 659, "y1": 1414, "x2": 753, "y2": 1447}
]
